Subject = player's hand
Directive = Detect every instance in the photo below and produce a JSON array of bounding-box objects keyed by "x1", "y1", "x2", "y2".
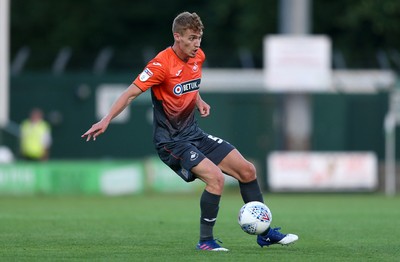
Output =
[
  {"x1": 81, "y1": 119, "x2": 110, "y2": 141},
  {"x1": 196, "y1": 99, "x2": 210, "y2": 117}
]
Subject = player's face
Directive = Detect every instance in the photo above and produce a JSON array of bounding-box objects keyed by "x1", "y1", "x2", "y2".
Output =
[{"x1": 174, "y1": 29, "x2": 202, "y2": 60}]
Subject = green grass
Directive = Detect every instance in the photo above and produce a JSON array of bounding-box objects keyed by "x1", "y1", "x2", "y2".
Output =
[{"x1": 1, "y1": 192, "x2": 399, "y2": 261}]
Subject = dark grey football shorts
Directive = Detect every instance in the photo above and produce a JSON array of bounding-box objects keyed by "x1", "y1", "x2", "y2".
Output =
[{"x1": 156, "y1": 133, "x2": 235, "y2": 182}]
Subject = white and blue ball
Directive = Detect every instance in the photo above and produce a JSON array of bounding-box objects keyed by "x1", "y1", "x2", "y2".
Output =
[{"x1": 238, "y1": 201, "x2": 272, "y2": 235}]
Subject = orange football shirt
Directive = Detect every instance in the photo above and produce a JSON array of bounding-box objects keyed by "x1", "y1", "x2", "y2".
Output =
[{"x1": 133, "y1": 47, "x2": 206, "y2": 145}]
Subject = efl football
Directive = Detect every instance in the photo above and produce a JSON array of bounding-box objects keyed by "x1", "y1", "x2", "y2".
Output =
[{"x1": 238, "y1": 201, "x2": 272, "y2": 235}]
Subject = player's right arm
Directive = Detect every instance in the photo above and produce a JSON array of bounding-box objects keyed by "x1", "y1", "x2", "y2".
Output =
[{"x1": 81, "y1": 83, "x2": 143, "y2": 141}]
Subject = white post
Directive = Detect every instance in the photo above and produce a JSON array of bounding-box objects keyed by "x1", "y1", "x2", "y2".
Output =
[
  {"x1": 279, "y1": 0, "x2": 313, "y2": 150},
  {"x1": 0, "y1": 0, "x2": 10, "y2": 128},
  {"x1": 384, "y1": 112, "x2": 396, "y2": 196}
]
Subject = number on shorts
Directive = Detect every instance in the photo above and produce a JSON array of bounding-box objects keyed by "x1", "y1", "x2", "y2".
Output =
[{"x1": 208, "y1": 135, "x2": 223, "y2": 144}]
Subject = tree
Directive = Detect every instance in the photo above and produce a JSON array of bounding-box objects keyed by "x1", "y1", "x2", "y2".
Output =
[{"x1": 314, "y1": 0, "x2": 400, "y2": 68}]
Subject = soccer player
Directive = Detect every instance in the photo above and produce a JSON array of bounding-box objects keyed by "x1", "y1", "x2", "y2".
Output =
[{"x1": 82, "y1": 11, "x2": 298, "y2": 251}]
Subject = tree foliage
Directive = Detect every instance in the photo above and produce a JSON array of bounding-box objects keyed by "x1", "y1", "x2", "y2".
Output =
[
  {"x1": 314, "y1": 0, "x2": 400, "y2": 68},
  {"x1": 10, "y1": 0, "x2": 400, "y2": 71}
]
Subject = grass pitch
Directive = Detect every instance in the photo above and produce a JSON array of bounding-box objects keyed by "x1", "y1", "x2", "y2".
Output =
[{"x1": 1, "y1": 192, "x2": 399, "y2": 261}]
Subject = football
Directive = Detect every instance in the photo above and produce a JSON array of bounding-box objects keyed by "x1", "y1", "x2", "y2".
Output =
[{"x1": 238, "y1": 201, "x2": 272, "y2": 235}]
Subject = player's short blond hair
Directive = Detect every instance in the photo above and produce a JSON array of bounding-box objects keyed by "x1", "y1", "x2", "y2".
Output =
[{"x1": 172, "y1": 12, "x2": 204, "y2": 35}]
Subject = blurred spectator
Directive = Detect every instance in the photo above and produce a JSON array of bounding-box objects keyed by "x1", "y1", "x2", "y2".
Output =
[{"x1": 20, "y1": 108, "x2": 52, "y2": 161}]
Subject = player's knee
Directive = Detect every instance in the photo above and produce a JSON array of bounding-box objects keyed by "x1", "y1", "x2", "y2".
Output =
[
  {"x1": 199, "y1": 165, "x2": 225, "y2": 193},
  {"x1": 207, "y1": 170, "x2": 225, "y2": 193},
  {"x1": 213, "y1": 171, "x2": 225, "y2": 190},
  {"x1": 240, "y1": 162, "x2": 257, "y2": 182}
]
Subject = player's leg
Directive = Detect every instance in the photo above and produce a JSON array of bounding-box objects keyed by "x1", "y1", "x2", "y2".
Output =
[
  {"x1": 191, "y1": 158, "x2": 228, "y2": 251},
  {"x1": 197, "y1": 132, "x2": 298, "y2": 247},
  {"x1": 217, "y1": 149, "x2": 264, "y2": 203},
  {"x1": 218, "y1": 149, "x2": 299, "y2": 247},
  {"x1": 157, "y1": 143, "x2": 228, "y2": 251},
  {"x1": 195, "y1": 133, "x2": 263, "y2": 203},
  {"x1": 157, "y1": 142, "x2": 229, "y2": 251},
  {"x1": 192, "y1": 157, "x2": 225, "y2": 195}
]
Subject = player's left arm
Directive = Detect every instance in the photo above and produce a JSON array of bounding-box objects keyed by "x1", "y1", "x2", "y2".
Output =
[{"x1": 196, "y1": 93, "x2": 210, "y2": 117}]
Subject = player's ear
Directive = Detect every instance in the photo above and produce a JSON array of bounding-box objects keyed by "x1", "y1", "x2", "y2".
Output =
[{"x1": 173, "y1": 32, "x2": 181, "y2": 42}]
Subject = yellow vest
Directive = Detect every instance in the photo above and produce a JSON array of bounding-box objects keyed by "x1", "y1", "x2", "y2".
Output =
[{"x1": 20, "y1": 120, "x2": 50, "y2": 159}]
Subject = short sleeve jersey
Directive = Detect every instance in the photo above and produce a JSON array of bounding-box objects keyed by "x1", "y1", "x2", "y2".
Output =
[{"x1": 133, "y1": 47, "x2": 206, "y2": 147}]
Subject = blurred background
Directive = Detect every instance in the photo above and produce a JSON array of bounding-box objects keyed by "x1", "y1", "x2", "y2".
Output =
[{"x1": 0, "y1": 0, "x2": 399, "y2": 196}]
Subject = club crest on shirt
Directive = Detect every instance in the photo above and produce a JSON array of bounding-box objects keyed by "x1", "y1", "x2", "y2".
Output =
[
  {"x1": 192, "y1": 62, "x2": 198, "y2": 72},
  {"x1": 139, "y1": 68, "x2": 153, "y2": 82},
  {"x1": 173, "y1": 78, "x2": 201, "y2": 96}
]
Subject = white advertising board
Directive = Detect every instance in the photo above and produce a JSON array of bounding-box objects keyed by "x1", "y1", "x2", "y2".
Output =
[
  {"x1": 96, "y1": 84, "x2": 130, "y2": 123},
  {"x1": 268, "y1": 152, "x2": 377, "y2": 192},
  {"x1": 264, "y1": 35, "x2": 332, "y2": 92},
  {"x1": 100, "y1": 165, "x2": 144, "y2": 196}
]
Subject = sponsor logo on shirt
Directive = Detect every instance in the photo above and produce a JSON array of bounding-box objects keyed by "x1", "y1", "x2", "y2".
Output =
[
  {"x1": 139, "y1": 68, "x2": 153, "y2": 82},
  {"x1": 173, "y1": 78, "x2": 201, "y2": 96}
]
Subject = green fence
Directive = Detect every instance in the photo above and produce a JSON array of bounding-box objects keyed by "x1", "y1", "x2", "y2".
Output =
[
  {"x1": 7, "y1": 73, "x2": 391, "y2": 160},
  {"x1": 0, "y1": 158, "x2": 241, "y2": 196},
  {"x1": 0, "y1": 161, "x2": 144, "y2": 195},
  {"x1": 1, "y1": 73, "x2": 394, "y2": 191}
]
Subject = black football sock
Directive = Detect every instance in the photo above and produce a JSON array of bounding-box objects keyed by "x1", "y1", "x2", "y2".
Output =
[
  {"x1": 199, "y1": 190, "x2": 221, "y2": 241},
  {"x1": 239, "y1": 179, "x2": 264, "y2": 203}
]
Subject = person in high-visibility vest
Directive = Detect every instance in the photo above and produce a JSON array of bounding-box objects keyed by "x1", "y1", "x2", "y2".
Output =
[{"x1": 20, "y1": 108, "x2": 52, "y2": 161}]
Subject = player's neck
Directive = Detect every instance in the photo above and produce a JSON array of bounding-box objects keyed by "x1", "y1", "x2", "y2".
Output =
[{"x1": 171, "y1": 44, "x2": 189, "y2": 62}]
